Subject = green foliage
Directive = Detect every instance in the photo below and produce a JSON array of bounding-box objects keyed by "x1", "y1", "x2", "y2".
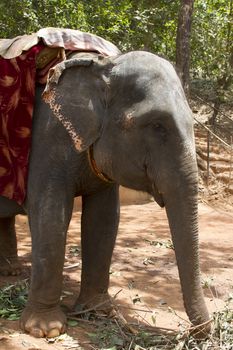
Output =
[
  {"x1": 0, "y1": 0, "x2": 90, "y2": 36},
  {"x1": 79, "y1": 300, "x2": 233, "y2": 349},
  {"x1": 81, "y1": 0, "x2": 179, "y2": 58},
  {"x1": 0, "y1": 280, "x2": 28, "y2": 320},
  {"x1": 0, "y1": 0, "x2": 38, "y2": 37},
  {"x1": 0, "y1": 0, "x2": 232, "y2": 84},
  {"x1": 192, "y1": 0, "x2": 232, "y2": 81}
]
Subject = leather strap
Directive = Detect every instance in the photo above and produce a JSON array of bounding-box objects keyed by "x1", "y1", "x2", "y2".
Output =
[{"x1": 88, "y1": 145, "x2": 114, "y2": 183}]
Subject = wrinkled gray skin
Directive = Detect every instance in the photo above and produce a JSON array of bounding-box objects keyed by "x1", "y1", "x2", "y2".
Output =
[{"x1": 0, "y1": 51, "x2": 210, "y2": 337}]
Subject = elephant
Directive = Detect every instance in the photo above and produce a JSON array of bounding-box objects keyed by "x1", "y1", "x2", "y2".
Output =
[{"x1": 0, "y1": 50, "x2": 210, "y2": 337}]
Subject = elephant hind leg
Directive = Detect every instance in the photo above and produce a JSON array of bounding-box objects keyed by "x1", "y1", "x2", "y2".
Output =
[
  {"x1": 0, "y1": 216, "x2": 22, "y2": 276},
  {"x1": 75, "y1": 292, "x2": 114, "y2": 316}
]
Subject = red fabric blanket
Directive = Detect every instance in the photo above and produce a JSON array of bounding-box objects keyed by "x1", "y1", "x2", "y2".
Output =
[
  {"x1": 0, "y1": 43, "x2": 44, "y2": 204},
  {"x1": 0, "y1": 28, "x2": 120, "y2": 204}
]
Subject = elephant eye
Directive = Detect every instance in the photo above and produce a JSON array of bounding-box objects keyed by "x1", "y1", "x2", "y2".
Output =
[
  {"x1": 154, "y1": 123, "x2": 161, "y2": 128},
  {"x1": 152, "y1": 122, "x2": 165, "y2": 131},
  {"x1": 152, "y1": 122, "x2": 167, "y2": 138}
]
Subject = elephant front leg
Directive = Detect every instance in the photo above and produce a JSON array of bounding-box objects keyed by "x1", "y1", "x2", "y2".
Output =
[
  {"x1": 20, "y1": 186, "x2": 73, "y2": 338},
  {"x1": 0, "y1": 217, "x2": 22, "y2": 276},
  {"x1": 75, "y1": 185, "x2": 119, "y2": 313}
]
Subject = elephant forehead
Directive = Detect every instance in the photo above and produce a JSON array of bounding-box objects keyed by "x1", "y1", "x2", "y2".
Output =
[
  {"x1": 114, "y1": 51, "x2": 178, "y2": 83},
  {"x1": 126, "y1": 82, "x2": 191, "y2": 123},
  {"x1": 112, "y1": 52, "x2": 186, "y2": 112}
]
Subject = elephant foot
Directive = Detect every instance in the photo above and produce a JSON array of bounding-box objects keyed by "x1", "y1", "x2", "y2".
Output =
[
  {"x1": 74, "y1": 292, "x2": 115, "y2": 316},
  {"x1": 0, "y1": 255, "x2": 23, "y2": 276},
  {"x1": 20, "y1": 305, "x2": 66, "y2": 338},
  {"x1": 190, "y1": 319, "x2": 212, "y2": 339},
  {"x1": 73, "y1": 293, "x2": 137, "y2": 335}
]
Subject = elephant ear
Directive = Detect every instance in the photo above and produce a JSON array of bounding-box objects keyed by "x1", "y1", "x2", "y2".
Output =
[{"x1": 43, "y1": 55, "x2": 114, "y2": 152}]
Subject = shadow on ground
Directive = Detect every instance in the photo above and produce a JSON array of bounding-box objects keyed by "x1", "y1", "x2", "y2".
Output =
[{"x1": 0, "y1": 200, "x2": 233, "y2": 349}]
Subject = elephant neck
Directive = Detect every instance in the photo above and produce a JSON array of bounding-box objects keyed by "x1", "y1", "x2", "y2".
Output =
[{"x1": 87, "y1": 145, "x2": 114, "y2": 184}]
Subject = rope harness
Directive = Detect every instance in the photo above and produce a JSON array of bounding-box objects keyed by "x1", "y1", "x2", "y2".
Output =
[{"x1": 87, "y1": 145, "x2": 114, "y2": 183}]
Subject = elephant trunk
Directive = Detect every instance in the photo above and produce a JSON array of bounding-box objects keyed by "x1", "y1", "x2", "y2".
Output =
[{"x1": 160, "y1": 160, "x2": 210, "y2": 327}]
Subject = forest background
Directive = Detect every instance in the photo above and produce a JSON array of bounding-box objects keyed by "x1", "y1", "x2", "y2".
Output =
[{"x1": 0, "y1": 0, "x2": 232, "y2": 102}]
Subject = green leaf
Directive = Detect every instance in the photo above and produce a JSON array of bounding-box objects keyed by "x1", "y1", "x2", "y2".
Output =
[{"x1": 67, "y1": 319, "x2": 79, "y2": 327}]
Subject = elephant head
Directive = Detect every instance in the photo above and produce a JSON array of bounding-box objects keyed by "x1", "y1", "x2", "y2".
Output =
[{"x1": 43, "y1": 51, "x2": 210, "y2": 329}]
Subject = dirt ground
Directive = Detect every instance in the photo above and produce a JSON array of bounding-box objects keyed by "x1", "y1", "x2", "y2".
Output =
[{"x1": 0, "y1": 196, "x2": 233, "y2": 349}]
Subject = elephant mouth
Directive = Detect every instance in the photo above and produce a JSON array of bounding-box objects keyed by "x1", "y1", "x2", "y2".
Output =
[{"x1": 152, "y1": 184, "x2": 165, "y2": 207}]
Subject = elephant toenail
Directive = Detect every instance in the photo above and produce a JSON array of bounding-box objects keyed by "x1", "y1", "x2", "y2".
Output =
[
  {"x1": 47, "y1": 328, "x2": 60, "y2": 338},
  {"x1": 31, "y1": 328, "x2": 44, "y2": 338}
]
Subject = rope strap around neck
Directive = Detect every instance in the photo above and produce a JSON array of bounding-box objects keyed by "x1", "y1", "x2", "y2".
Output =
[{"x1": 87, "y1": 145, "x2": 114, "y2": 183}]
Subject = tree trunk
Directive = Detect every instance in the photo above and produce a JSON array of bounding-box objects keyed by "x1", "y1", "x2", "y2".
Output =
[
  {"x1": 176, "y1": 0, "x2": 194, "y2": 96},
  {"x1": 212, "y1": 0, "x2": 233, "y2": 123}
]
